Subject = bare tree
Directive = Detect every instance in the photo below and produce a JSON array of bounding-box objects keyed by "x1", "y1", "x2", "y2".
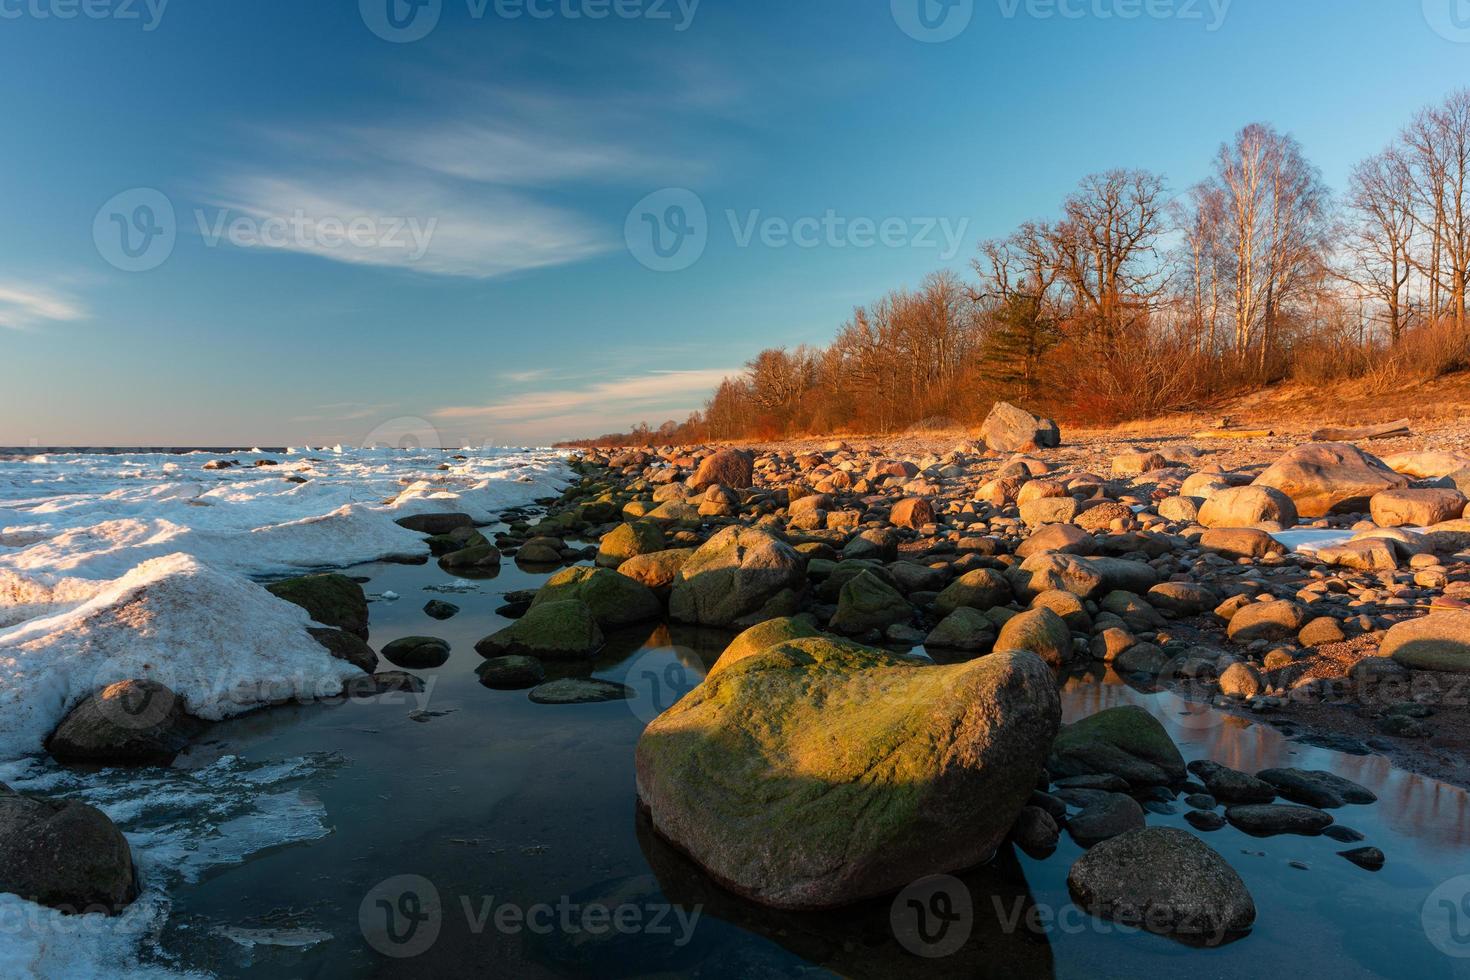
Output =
[{"x1": 1342, "y1": 147, "x2": 1417, "y2": 343}]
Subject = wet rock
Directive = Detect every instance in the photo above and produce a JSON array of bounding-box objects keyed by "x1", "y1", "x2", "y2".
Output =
[
  {"x1": 636, "y1": 642, "x2": 1060, "y2": 909},
  {"x1": 476, "y1": 600, "x2": 604, "y2": 660},
  {"x1": 1225, "y1": 803, "x2": 1334, "y2": 836},
  {"x1": 1256, "y1": 768, "x2": 1376, "y2": 809},
  {"x1": 828, "y1": 570, "x2": 911, "y2": 636},
  {"x1": 529, "y1": 678, "x2": 634, "y2": 704},
  {"x1": 266, "y1": 573, "x2": 370, "y2": 639},
  {"x1": 534, "y1": 566, "x2": 662, "y2": 628},
  {"x1": 1338, "y1": 846, "x2": 1385, "y2": 871},
  {"x1": 476, "y1": 655, "x2": 547, "y2": 690},
  {"x1": 423, "y1": 600, "x2": 459, "y2": 621},
  {"x1": 1011, "y1": 805, "x2": 1060, "y2": 857},
  {"x1": 1186, "y1": 761, "x2": 1276, "y2": 803},
  {"x1": 1048, "y1": 705, "x2": 1186, "y2": 787},
  {"x1": 438, "y1": 543, "x2": 502, "y2": 571},
  {"x1": 47, "y1": 681, "x2": 198, "y2": 766},
  {"x1": 380, "y1": 636, "x2": 451, "y2": 670},
  {"x1": 0, "y1": 785, "x2": 138, "y2": 914},
  {"x1": 395, "y1": 512, "x2": 474, "y2": 535},
  {"x1": 1185, "y1": 810, "x2": 1226, "y2": 831},
  {"x1": 924, "y1": 607, "x2": 997, "y2": 652},
  {"x1": 308, "y1": 627, "x2": 379, "y2": 673},
  {"x1": 1067, "y1": 792, "x2": 1146, "y2": 846},
  {"x1": 1067, "y1": 827, "x2": 1254, "y2": 942}
]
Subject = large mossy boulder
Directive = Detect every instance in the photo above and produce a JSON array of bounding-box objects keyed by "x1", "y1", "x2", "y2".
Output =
[
  {"x1": 266, "y1": 573, "x2": 369, "y2": 639},
  {"x1": 532, "y1": 566, "x2": 662, "y2": 628},
  {"x1": 1067, "y1": 827, "x2": 1255, "y2": 942},
  {"x1": 669, "y1": 526, "x2": 806, "y2": 629},
  {"x1": 1048, "y1": 705, "x2": 1186, "y2": 787},
  {"x1": 476, "y1": 600, "x2": 605, "y2": 660},
  {"x1": 635, "y1": 639, "x2": 1061, "y2": 909},
  {"x1": 596, "y1": 522, "x2": 668, "y2": 569},
  {"x1": 0, "y1": 784, "x2": 138, "y2": 914}
]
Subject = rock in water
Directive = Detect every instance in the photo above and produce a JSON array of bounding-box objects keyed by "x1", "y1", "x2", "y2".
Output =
[
  {"x1": 531, "y1": 566, "x2": 662, "y2": 628},
  {"x1": 1048, "y1": 705, "x2": 1186, "y2": 787},
  {"x1": 669, "y1": 526, "x2": 806, "y2": 628},
  {"x1": 475, "y1": 600, "x2": 605, "y2": 660},
  {"x1": 635, "y1": 640, "x2": 1061, "y2": 909},
  {"x1": 980, "y1": 402, "x2": 1060, "y2": 452},
  {"x1": 266, "y1": 573, "x2": 370, "y2": 639},
  {"x1": 827, "y1": 569, "x2": 911, "y2": 635},
  {"x1": 1380, "y1": 609, "x2": 1470, "y2": 673},
  {"x1": 0, "y1": 784, "x2": 138, "y2": 914},
  {"x1": 709, "y1": 616, "x2": 821, "y2": 677},
  {"x1": 1067, "y1": 828, "x2": 1255, "y2": 942},
  {"x1": 47, "y1": 680, "x2": 197, "y2": 766},
  {"x1": 1253, "y1": 443, "x2": 1409, "y2": 518}
]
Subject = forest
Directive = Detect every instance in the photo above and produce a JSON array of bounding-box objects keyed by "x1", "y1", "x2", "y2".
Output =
[{"x1": 565, "y1": 89, "x2": 1470, "y2": 447}]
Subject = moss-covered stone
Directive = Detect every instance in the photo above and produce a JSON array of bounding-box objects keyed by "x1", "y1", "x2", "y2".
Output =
[
  {"x1": 266, "y1": 573, "x2": 369, "y2": 639},
  {"x1": 635, "y1": 639, "x2": 1061, "y2": 909},
  {"x1": 1048, "y1": 705, "x2": 1186, "y2": 787},
  {"x1": 669, "y1": 526, "x2": 806, "y2": 629},
  {"x1": 933, "y1": 568, "x2": 1012, "y2": 617},
  {"x1": 596, "y1": 521, "x2": 668, "y2": 569},
  {"x1": 923, "y1": 607, "x2": 996, "y2": 652},
  {"x1": 828, "y1": 570, "x2": 911, "y2": 636},
  {"x1": 531, "y1": 566, "x2": 662, "y2": 627},
  {"x1": 995, "y1": 607, "x2": 1072, "y2": 669},
  {"x1": 710, "y1": 615, "x2": 822, "y2": 677},
  {"x1": 476, "y1": 601, "x2": 604, "y2": 660}
]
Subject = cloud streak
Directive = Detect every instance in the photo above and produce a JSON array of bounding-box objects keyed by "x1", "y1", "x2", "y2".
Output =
[
  {"x1": 436, "y1": 368, "x2": 736, "y2": 423},
  {"x1": 0, "y1": 283, "x2": 86, "y2": 330}
]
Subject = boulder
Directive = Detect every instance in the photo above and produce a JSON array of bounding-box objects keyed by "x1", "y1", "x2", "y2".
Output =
[
  {"x1": 533, "y1": 566, "x2": 662, "y2": 628},
  {"x1": 438, "y1": 543, "x2": 502, "y2": 571},
  {"x1": 308, "y1": 627, "x2": 379, "y2": 673},
  {"x1": 1067, "y1": 828, "x2": 1255, "y2": 941},
  {"x1": 529, "y1": 678, "x2": 633, "y2": 704},
  {"x1": 889, "y1": 497, "x2": 935, "y2": 529},
  {"x1": 933, "y1": 568, "x2": 1013, "y2": 616},
  {"x1": 1256, "y1": 768, "x2": 1376, "y2": 809},
  {"x1": 1199, "y1": 528, "x2": 1286, "y2": 560},
  {"x1": 1015, "y1": 523, "x2": 1095, "y2": 558},
  {"x1": 995, "y1": 608, "x2": 1072, "y2": 669},
  {"x1": 1187, "y1": 760, "x2": 1276, "y2": 803},
  {"x1": 47, "y1": 681, "x2": 197, "y2": 766},
  {"x1": 265, "y1": 573, "x2": 369, "y2": 639},
  {"x1": 395, "y1": 512, "x2": 474, "y2": 535},
  {"x1": 476, "y1": 600, "x2": 604, "y2": 660},
  {"x1": 711, "y1": 616, "x2": 822, "y2": 677},
  {"x1": 1067, "y1": 792, "x2": 1146, "y2": 846},
  {"x1": 828, "y1": 570, "x2": 911, "y2": 635},
  {"x1": 636, "y1": 641, "x2": 1061, "y2": 909},
  {"x1": 1226, "y1": 601, "x2": 1309, "y2": 644},
  {"x1": 1048, "y1": 705, "x2": 1185, "y2": 787},
  {"x1": 690, "y1": 449, "x2": 754, "y2": 491},
  {"x1": 1225, "y1": 803, "x2": 1333, "y2": 836},
  {"x1": 1370, "y1": 488, "x2": 1466, "y2": 528},
  {"x1": 924, "y1": 607, "x2": 997, "y2": 652},
  {"x1": 1020, "y1": 497, "x2": 1081, "y2": 527},
  {"x1": 669, "y1": 527, "x2": 806, "y2": 628},
  {"x1": 1197, "y1": 486, "x2": 1299, "y2": 529},
  {"x1": 617, "y1": 548, "x2": 695, "y2": 599},
  {"x1": 980, "y1": 402, "x2": 1060, "y2": 452},
  {"x1": 476, "y1": 655, "x2": 546, "y2": 690},
  {"x1": 596, "y1": 522, "x2": 668, "y2": 569},
  {"x1": 1253, "y1": 443, "x2": 1409, "y2": 518},
  {"x1": 1147, "y1": 582, "x2": 1218, "y2": 616},
  {"x1": 380, "y1": 636, "x2": 451, "y2": 670},
  {"x1": 1380, "y1": 610, "x2": 1470, "y2": 672},
  {"x1": 0, "y1": 785, "x2": 138, "y2": 914}
]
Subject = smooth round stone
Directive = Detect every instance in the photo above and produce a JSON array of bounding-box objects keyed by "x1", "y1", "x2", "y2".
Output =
[
  {"x1": 477, "y1": 656, "x2": 546, "y2": 690},
  {"x1": 380, "y1": 636, "x2": 451, "y2": 669},
  {"x1": 529, "y1": 678, "x2": 634, "y2": 704}
]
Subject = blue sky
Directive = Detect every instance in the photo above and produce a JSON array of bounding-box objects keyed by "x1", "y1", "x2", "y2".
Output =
[{"x1": 2, "y1": 0, "x2": 1468, "y2": 447}]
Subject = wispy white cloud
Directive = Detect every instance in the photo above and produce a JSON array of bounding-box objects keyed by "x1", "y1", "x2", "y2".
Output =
[
  {"x1": 291, "y1": 401, "x2": 400, "y2": 423},
  {"x1": 436, "y1": 368, "x2": 736, "y2": 422},
  {"x1": 0, "y1": 283, "x2": 86, "y2": 330}
]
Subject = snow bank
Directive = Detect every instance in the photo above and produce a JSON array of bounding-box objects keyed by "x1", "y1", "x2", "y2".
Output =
[{"x1": 0, "y1": 554, "x2": 360, "y2": 762}]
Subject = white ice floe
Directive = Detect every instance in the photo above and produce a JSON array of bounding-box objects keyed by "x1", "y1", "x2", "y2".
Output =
[{"x1": 1272, "y1": 525, "x2": 1425, "y2": 555}]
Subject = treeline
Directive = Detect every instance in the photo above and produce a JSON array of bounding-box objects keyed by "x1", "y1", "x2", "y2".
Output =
[{"x1": 564, "y1": 90, "x2": 1470, "y2": 448}]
